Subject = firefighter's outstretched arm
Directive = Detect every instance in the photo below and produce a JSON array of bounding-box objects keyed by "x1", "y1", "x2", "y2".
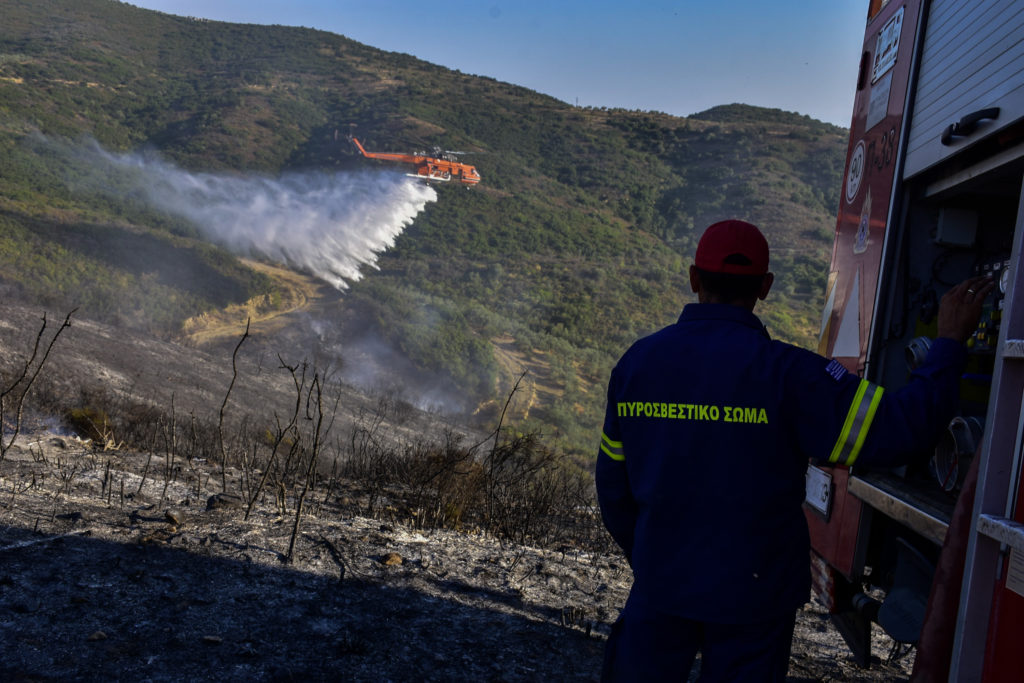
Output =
[{"x1": 818, "y1": 276, "x2": 995, "y2": 468}]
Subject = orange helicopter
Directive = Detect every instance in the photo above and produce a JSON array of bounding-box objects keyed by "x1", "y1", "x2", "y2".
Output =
[{"x1": 349, "y1": 136, "x2": 481, "y2": 186}]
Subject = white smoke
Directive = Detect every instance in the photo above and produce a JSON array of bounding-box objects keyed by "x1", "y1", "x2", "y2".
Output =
[{"x1": 76, "y1": 141, "x2": 437, "y2": 289}]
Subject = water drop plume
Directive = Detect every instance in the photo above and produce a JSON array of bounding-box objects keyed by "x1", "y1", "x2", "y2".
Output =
[{"x1": 79, "y1": 141, "x2": 437, "y2": 289}]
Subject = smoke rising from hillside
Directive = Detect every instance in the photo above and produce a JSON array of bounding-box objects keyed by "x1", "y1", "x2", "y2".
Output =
[{"x1": 76, "y1": 141, "x2": 437, "y2": 289}]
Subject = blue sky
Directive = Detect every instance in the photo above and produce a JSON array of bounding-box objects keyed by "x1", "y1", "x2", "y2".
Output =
[{"x1": 127, "y1": 1, "x2": 868, "y2": 127}]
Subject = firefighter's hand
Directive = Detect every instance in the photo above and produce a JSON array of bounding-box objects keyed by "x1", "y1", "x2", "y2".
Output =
[{"x1": 937, "y1": 276, "x2": 996, "y2": 343}]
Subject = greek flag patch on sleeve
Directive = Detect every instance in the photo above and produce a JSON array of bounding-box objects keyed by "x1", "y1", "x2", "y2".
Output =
[{"x1": 825, "y1": 359, "x2": 848, "y2": 382}]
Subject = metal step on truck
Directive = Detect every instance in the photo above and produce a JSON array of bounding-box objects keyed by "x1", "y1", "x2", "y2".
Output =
[{"x1": 807, "y1": 1, "x2": 1024, "y2": 680}]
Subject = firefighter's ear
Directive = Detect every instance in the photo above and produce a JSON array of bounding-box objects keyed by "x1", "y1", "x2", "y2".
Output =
[
  {"x1": 689, "y1": 265, "x2": 701, "y2": 293},
  {"x1": 758, "y1": 272, "x2": 775, "y2": 300}
]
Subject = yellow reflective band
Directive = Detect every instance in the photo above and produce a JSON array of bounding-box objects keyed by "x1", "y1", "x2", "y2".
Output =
[
  {"x1": 829, "y1": 381, "x2": 868, "y2": 464},
  {"x1": 850, "y1": 386, "x2": 884, "y2": 464},
  {"x1": 601, "y1": 433, "x2": 625, "y2": 462},
  {"x1": 829, "y1": 380, "x2": 885, "y2": 466}
]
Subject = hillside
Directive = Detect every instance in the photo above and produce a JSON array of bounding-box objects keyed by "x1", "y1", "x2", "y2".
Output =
[{"x1": 0, "y1": 0, "x2": 847, "y2": 456}]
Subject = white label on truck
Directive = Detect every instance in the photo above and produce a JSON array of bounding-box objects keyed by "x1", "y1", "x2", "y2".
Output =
[
  {"x1": 805, "y1": 465, "x2": 833, "y2": 518},
  {"x1": 866, "y1": 70, "x2": 893, "y2": 131},
  {"x1": 1008, "y1": 547, "x2": 1024, "y2": 598},
  {"x1": 872, "y1": 7, "x2": 903, "y2": 84}
]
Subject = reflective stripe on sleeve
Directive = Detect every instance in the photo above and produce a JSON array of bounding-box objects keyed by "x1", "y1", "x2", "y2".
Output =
[
  {"x1": 828, "y1": 379, "x2": 884, "y2": 466},
  {"x1": 601, "y1": 433, "x2": 625, "y2": 462}
]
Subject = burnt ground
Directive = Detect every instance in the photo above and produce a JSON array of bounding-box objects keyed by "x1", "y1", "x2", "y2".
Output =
[
  {"x1": 0, "y1": 435, "x2": 916, "y2": 682},
  {"x1": 0, "y1": 303, "x2": 917, "y2": 681}
]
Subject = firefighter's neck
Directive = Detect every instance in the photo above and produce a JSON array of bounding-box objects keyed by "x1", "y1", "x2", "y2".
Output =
[
  {"x1": 689, "y1": 266, "x2": 774, "y2": 311},
  {"x1": 698, "y1": 291, "x2": 759, "y2": 310}
]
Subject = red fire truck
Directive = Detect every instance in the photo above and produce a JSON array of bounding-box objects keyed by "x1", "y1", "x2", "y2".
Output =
[{"x1": 808, "y1": 0, "x2": 1024, "y2": 680}]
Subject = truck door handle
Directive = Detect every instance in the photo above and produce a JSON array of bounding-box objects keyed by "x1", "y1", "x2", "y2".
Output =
[{"x1": 941, "y1": 107, "x2": 1000, "y2": 145}]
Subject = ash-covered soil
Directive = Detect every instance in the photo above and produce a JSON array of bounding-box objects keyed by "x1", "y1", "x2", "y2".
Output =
[
  {"x1": 0, "y1": 303, "x2": 916, "y2": 681},
  {"x1": 0, "y1": 434, "x2": 916, "y2": 682},
  {"x1": 0, "y1": 431, "x2": 614, "y2": 681}
]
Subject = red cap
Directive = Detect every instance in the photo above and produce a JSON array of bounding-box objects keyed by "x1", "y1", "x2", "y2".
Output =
[{"x1": 694, "y1": 220, "x2": 770, "y2": 275}]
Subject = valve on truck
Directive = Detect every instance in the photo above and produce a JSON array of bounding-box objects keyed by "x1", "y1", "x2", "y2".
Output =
[{"x1": 930, "y1": 416, "x2": 984, "y2": 493}]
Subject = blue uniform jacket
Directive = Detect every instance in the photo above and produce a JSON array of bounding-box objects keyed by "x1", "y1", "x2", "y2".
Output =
[{"x1": 596, "y1": 303, "x2": 966, "y2": 624}]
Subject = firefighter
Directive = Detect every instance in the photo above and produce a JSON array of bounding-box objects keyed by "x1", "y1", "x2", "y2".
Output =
[{"x1": 596, "y1": 219, "x2": 993, "y2": 681}]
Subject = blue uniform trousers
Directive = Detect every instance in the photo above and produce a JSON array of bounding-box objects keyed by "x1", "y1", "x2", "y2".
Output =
[{"x1": 602, "y1": 599, "x2": 796, "y2": 682}]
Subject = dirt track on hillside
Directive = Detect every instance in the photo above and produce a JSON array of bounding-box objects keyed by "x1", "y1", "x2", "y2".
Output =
[{"x1": 180, "y1": 260, "x2": 341, "y2": 347}]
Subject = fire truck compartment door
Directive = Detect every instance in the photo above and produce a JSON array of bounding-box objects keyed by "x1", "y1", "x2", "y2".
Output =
[
  {"x1": 903, "y1": 0, "x2": 1024, "y2": 179},
  {"x1": 848, "y1": 472, "x2": 951, "y2": 546}
]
